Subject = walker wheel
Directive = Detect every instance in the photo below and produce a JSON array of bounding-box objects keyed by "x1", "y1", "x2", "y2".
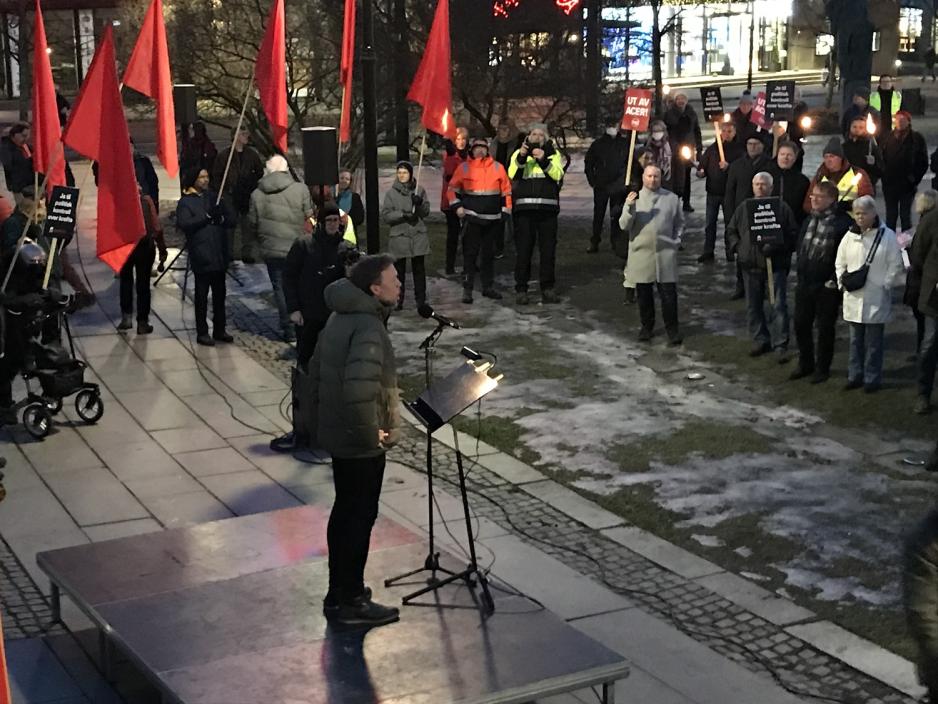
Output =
[
  {"x1": 22, "y1": 403, "x2": 52, "y2": 439},
  {"x1": 75, "y1": 389, "x2": 104, "y2": 424}
]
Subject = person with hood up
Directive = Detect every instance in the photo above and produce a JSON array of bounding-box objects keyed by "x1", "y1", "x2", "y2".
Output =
[
  {"x1": 834, "y1": 196, "x2": 905, "y2": 392},
  {"x1": 509, "y1": 122, "x2": 565, "y2": 305},
  {"x1": 447, "y1": 136, "x2": 512, "y2": 304},
  {"x1": 585, "y1": 117, "x2": 631, "y2": 255},
  {"x1": 175, "y1": 167, "x2": 234, "y2": 346},
  {"x1": 619, "y1": 164, "x2": 684, "y2": 345},
  {"x1": 803, "y1": 138, "x2": 874, "y2": 216},
  {"x1": 249, "y1": 154, "x2": 314, "y2": 342},
  {"x1": 306, "y1": 254, "x2": 401, "y2": 627},
  {"x1": 441, "y1": 127, "x2": 469, "y2": 275},
  {"x1": 881, "y1": 110, "x2": 929, "y2": 233},
  {"x1": 381, "y1": 161, "x2": 430, "y2": 310}
]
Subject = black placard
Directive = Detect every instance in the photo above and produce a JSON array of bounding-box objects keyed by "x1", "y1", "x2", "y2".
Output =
[
  {"x1": 745, "y1": 197, "x2": 784, "y2": 248},
  {"x1": 42, "y1": 186, "x2": 79, "y2": 241},
  {"x1": 699, "y1": 86, "x2": 724, "y2": 123},
  {"x1": 765, "y1": 80, "x2": 796, "y2": 122}
]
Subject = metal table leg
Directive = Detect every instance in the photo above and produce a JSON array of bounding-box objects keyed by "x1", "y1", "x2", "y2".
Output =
[{"x1": 602, "y1": 680, "x2": 616, "y2": 704}]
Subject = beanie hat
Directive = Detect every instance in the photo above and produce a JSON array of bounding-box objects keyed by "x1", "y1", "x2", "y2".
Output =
[
  {"x1": 395, "y1": 160, "x2": 414, "y2": 178},
  {"x1": 528, "y1": 122, "x2": 548, "y2": 134},
  {"x1": 823, "y1": 137, "x2": 845, "y2": 158},
  {"x1": 319, "y1": 201, "x2": 341, "y2": 220},
  {"x1": 470, "y1": 136, "x2": 489, "y2": 149}
]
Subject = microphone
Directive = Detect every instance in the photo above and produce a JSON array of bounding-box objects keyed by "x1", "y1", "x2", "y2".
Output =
[{"x1": 418, "y1": 303, "x2": 461, "y2": 330}]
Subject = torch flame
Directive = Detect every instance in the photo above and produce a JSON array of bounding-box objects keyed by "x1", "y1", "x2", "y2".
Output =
[
  {"x1": 723, "y1": 113, "x2": 732, "y2": 123},
  {"x1": 866, "y1": 113, "x2": 877, "y2": 136},
  {"x1": 680, "y1": 145, "x2": 693, "y2": 160},
  {"x1": 799, "y1": 115, "x2": 813, "y2": 130}
]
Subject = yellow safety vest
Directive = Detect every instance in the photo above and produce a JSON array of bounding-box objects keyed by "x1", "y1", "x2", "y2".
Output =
[{"x1": 821, "y1": 169, "x2": 861, "y2": 201}]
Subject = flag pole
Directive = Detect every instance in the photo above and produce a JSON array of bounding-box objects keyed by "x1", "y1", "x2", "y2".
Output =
[
  {"x1": 216, "y1": 70, "x2": 256, "y2": 207},
  {"x1": 414, "y1": 129, "x2": 427, "y2": 193}
]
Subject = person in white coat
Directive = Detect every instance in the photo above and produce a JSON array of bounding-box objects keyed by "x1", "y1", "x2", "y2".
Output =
[
  {"x1": 835, "y1": 195, "x2": 905, "y2": 392},
  {"x1": 619, "y1": 164, "x2": 684, "y2": 344}
]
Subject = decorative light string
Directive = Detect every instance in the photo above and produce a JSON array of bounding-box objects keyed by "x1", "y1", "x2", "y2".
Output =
[{"x1": 493, "y1": 0, "x2": 581, "y2": 18}]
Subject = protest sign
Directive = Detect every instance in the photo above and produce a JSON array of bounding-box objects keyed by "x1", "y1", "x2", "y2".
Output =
[
  {"x1": 42, "y1": 186, "x2": 79, "y2": 241},
  {"x1": 765, "y1": 80, "x2": 796, "y2": 122},
  {"x1": 749, "y1": 91, "x2": 772, "y2": 130},
  {"x1": 621, "y1": 87, "x2": 653, "y2": 186},
  {"x1": 699, "y1": 86, "x2": 724, "y2": 123}
]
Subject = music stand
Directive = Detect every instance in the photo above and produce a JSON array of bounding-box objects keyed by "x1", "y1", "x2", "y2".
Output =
[{"x1": 385, "y1": 354, "x2": 501, "y2": 613}]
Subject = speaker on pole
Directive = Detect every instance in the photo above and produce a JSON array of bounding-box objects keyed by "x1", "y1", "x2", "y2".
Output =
[
  {"x1": 173, "y1": 84, "x2": 198, "y2": 125},
  {"x1": 301, "y1": 127, "x2": 339, "y2": 188}
]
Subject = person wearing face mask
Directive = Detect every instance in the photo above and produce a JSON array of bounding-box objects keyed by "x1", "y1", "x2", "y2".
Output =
[
  {"x1": 585, "y1": 117, "x2": 631, "y2": 255},
  {"x1": 663, "y1": 92, "x2": 703, "y2": 213},
  {"x1": 642, "y1": 120, "x2": 676, "y2": 194},
  {"x1": 381, "y1": 161, "x2": 430, "y2": 310},
  {"x1": 834, "y1": 196, "x2": 904, "y2": 392},
  {"x1": 509, "y1": 123, "x2": 564, "y2": 305},
  {"x1": 842, "y1": 115, "x2": 885, "y2": 193},
  {"x1": 803, "y1": 138, "x2": 874, "y2": 216},
  {"x1": 726, "y1": 172, "x2": 799, "y2": 359},
  {"x1": 336, "y1": 169, "x2": 365, "y2": 231},
  {"x1": 869, "y1": 75, "x2": 903, "y2": 139},
  {"x1": 696, "y1": 120, "x2": 744, "y2": 263},
  {"x1": 447, "y1": 137, "x2": 512, "y2": 304},
  {"x1": 441, "y1": 127, "x2": 469, "y2": 275},
  {"x1": 881, "y1": 111, "x2": 929, "y2": 232},
  {"x1": 618, "y1": 165, "x2": 684, "y2": 345},
  {"x1": 768, "y1": 142, "x2": 810, "y2": 228}
]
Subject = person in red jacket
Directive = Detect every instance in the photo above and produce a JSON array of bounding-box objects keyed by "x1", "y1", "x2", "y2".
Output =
[
  {"x1": 441, "y1": 127, "x2": 469, "y2": 275},
  {"x1": 447, "y1": 137, "x2": 512, "y2": 304}
]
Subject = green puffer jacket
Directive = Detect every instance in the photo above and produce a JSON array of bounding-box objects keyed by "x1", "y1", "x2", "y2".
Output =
[
  {"x1": 381, "y1": 179, "x2": 430, "y2": 259},
  {"x1": 904, "y1": 508, "x2": 938, "y2": 689},
  {"x1": 248, "y1": 171, "x2": 314, "y2": 261},
  {"x1": 306, "y1": 278, "x2": 400, "y2": 458}
]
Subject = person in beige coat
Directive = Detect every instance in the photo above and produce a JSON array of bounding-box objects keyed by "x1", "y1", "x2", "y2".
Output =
[{"x1": 619, "y1": 164, "x2": 685, "y2": 344}]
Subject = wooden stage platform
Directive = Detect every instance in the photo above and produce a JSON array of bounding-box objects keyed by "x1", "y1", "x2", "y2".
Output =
[{"x1": 37, "y1": 506, "x2": 629, "y2": 704}]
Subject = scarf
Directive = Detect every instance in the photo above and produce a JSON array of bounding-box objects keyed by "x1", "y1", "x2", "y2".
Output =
[{"x1": 648, "y1": 139, "x2": 672, "y2": 183}]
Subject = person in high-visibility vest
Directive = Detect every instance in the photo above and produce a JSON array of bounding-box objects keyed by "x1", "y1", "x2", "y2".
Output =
[
  {"x1": 803, "y1": 138, "x2": 874, "y2": 216},
  {"x1": 870, "y1": 75, "x2": 903, "y2": 139}
]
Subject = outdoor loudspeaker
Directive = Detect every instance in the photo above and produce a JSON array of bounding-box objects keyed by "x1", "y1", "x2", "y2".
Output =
[
  {"x1": 302, "y1": 127, "x2": 339, "y2": 186},
  {"x1": 173, "y1": 84, "x2": 197, "y2": 125}
]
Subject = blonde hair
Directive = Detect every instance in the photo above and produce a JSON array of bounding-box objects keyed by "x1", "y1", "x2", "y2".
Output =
[{"x1": 915, "y1": 189, "x2": 938, "y2": 216}]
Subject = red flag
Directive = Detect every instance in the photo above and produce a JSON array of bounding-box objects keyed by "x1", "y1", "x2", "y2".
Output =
[
  {"x1": 406, "y1": 0, "x2": 455, "y2": 139},
  {"x1": 31, "y1": 0, "x2": 65, "y2": 189},
  {"x1": 256, "y1": 0, "x2": 288, "y2": 152},
  {"x1": 122, "y1": 0, "x2": 178, "y2": 178},
  {"x1": 338, "y1": 0, "x2": 356, "y2": 144},
  {"x1": 63, "y1": 26, "x2": 145, "y2": 273}
]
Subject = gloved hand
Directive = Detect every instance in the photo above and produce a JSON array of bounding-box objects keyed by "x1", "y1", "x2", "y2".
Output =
[
  {"x1": 210, "y1": 207, "x2": 224, "y2": 226},
  {"x1": 411, "y1": 192, "x2": 423, "y2": 207},
  {"x1": 407, "y1": 213, "x2": 420, "y2": 225},
  {"x1": 444, "y1": 139, "x2": 456, "y2": 157},
  {"x1": 761, "y1": 243, "x2": 776, "y2": 257}
]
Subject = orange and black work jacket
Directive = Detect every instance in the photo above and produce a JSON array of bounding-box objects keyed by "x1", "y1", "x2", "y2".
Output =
[{"x1": 447, "y1": 156, "x2": 512, "y2": 225}]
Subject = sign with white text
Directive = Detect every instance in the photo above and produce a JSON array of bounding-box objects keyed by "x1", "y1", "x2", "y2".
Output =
[{"x1": 621, "y1": 87, "x2": 654, "y2": 132}]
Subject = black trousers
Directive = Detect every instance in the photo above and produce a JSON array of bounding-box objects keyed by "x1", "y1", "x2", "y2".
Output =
[
  {"x1": 591, "y1": 190, "x2": 624, "y2": 248},
  {"x1": 794, "y1": 283, "x2": 841, "y2": 375},
  {"x1": 119, "y1": 237, "x2": 156, "y2": 321},
  {"x1": 327, "y1": 453, "x2": 386, "y2": 603},
  {"x1": 395, "y1": 256, "x2": 427, "y2": 307},
  {"x1": 636, "y1": 282, "x2": 679, "y2": 332},
  {"x1": 296, "y1": 318, "x2": 326, "y2": 372},
  {"x1": 885, "y1": 189, "x2": 915, "y2": 232},
  {"x1": 193, "y1": 271, "x2": 226, "y2": 337},
  {"x1": 463, "y1": 220, "x2": 499, "y2": 292},
  {"x1": 514, "y1": 211, "x2": 558, "y2": 293},
  {"x1": 682, "y1": 167, "x2": 692, "y2": 209},
  {"x1": 445, "y1": 211, "x2": 462, "y2": 273}
]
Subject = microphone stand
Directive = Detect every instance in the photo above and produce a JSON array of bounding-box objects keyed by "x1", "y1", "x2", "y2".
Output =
[{"x1": 384, "y1": 320, "x2": 457, "y2": 588}]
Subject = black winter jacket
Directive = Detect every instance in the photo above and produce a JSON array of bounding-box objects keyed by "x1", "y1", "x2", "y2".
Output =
[
  {"x1": 0, "y1": 137, "x2": 33, "y2": 194},
  {"x1": 697, "y1": 137, "x2": 745, "y2": 196},
  {"x1": 175, "y1": 189, "x2": 232, "y2": 274},
  {"x1": 726, "y1": 197, "x2": 799, "y2": 272},
  {"x1": 796, "y1": 206, "x2": 853, "y2": 287},
  {"x1": 663, "y1": 105, "x2": 703, "y2": 153},
  {"x1": 882, "y1": 129, "x2": 929, "y2": 197},
  {"x1": 210, "y1": 146, "x2": 265, "y2": 214},
  {"x1": 585, "y1": 134, "x2": 631, "y2": 194},
  {"x1": 768, "y1": 164, "x2": 810, "y2": 227},
  {"x1": 724, "y1": 154, "x2": 772, "y2": 218},
  {"x1": 282, "y1": 227, "x2": 354, "y2": 327},
  {"x1": 842, "y1": 138, "x2": 884, "y2": 186}
]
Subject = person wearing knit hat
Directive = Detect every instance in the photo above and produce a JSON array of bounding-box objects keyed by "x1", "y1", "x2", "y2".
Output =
[
  {"x1": 381, "y1": 160, "x2": 430, "y2": 310},
  {"x1": 881, "y1": 110, "x2": 929, "y2": 231},
  {"x1": 802, "y1": 137, "x2": 874, "y2": 215}
]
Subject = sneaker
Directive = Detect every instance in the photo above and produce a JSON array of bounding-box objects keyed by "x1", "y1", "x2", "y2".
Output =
[
  {"x1": 270, "y1": 431, "x2": 297, "y2": 453},
  {"x1": 749, "y1": 343, "x2": 771, "y2": 357},
  {"x1": 810, "y1": 371, "x2": 830, "y2": 384},
  {"x1": 666, "y1": 328, "x2": 683, "y2": 346},
  {"x1": 586, "y1": 243, "x2": 599, "y2": 254},
  {"x1": 481, "y1": 289, "x2": 502, "y2": 300},
  {"x1": 213, "y1": 331, "x2": 234, "y2": 343},
  {"x1": 117, "y1": 314, "x2": 133, "y2": 330},
  {"x1": 843, "y1": 378, "x2": 863, "y2": 391},
  {"x1": 293, "y1": 447, "x2": 331, "y2": 465},
  {"x1": 137, "y1": 322, "x2": 154, "y2": 335},
  {"x1": 196, "y1": 334, "x2": 215, "y2": 347},
  {"x1": 323, "y1": 587, "x2": 372, "y2": 616},
  {"x1": 915, "y1": 397, "x2": 933, "y2": 415},
  {"x1": 516, "y1": 292, "x2": 530, "y2": 305},
  {"x1": 638, "y1": 327, "x2": 653, "y2": 342},
  {"x1": 541, "y1": 290, "x2": 561, "y2": 304},
  {"x1": 697, "y1": 253, "x2": 715, "y2": 263},
  {"x1": 788, "y1": 367, "x2": 813, "y2": 381},
  {"x1": 334, "y1": 595, "x2": 399, "y2": 627},
  {"x1": 462, "y1": 290, "x2": 474, "y2": 304}
]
